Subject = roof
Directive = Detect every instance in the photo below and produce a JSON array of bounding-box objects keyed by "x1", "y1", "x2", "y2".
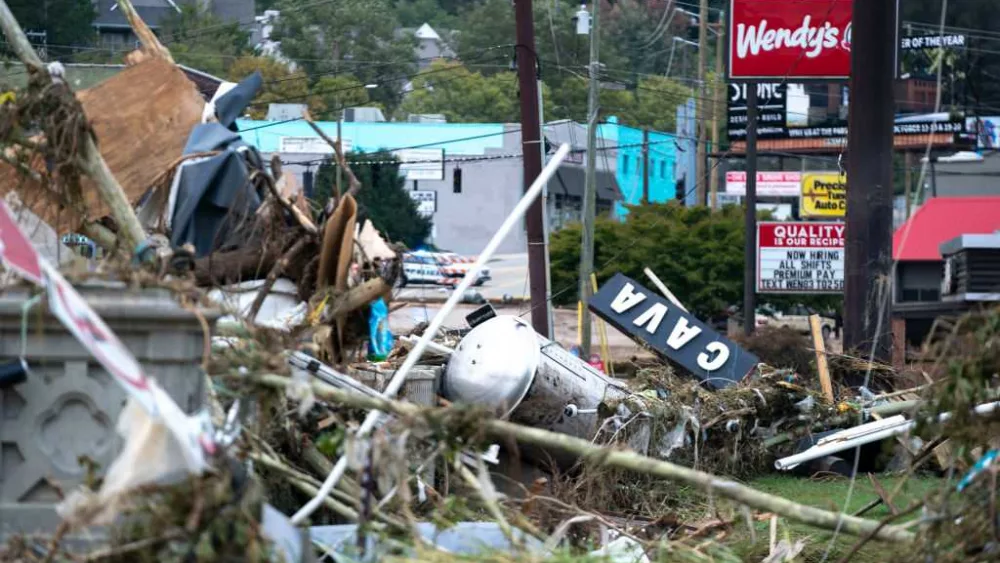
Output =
[
  {"x1": 415, "y1": 23, "x2": 441, "y2": 41},
  {"x1": 893, "y1": 197, "x2": 1000, "y2": 261}
]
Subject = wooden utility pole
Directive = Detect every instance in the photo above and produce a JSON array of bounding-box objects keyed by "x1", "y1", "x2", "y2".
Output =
[
  {"x1": 843, "y1": 0, "x2": 896, "y2": 359},
  {"x1": 514, "y1": 0, "x2": 552, "y2": 338},
  {"x1": 743, "y1": 84, "x2": 758, "y2": 337},
  {"x1": 579, "y1": 0, "x2": 600, "y2": 356},
  {"x1": 695, "y1": 0, "x2": 708, "y2": 205},
  {"x1": 642, "y1": 128, "x2": 650, "y2": 204},
  {"x1": 709, "y1": 20, "x2": 724, "y2": 209}
]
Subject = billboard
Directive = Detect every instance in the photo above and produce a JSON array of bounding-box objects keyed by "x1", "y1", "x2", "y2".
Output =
[
  {"x1": 800, "y1": 173, "x2": 847, "y2": 218},
  {"x1": 725, "y1": 171, "x2": 801, "y2": 197},
  {"x1": 727, "y1": 0, "x2": 855, "y2": 81},
  {"x1": 757, "y1": 222, "x2": 845, "y2": 294}
]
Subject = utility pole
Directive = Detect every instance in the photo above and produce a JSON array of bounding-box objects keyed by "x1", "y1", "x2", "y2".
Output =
[
  {"x1": 336, "y1": 115, "x2": 343, "y2": 198},
  {"x1": 743, "y1": 84, "x2": 758, "y2": 337},
  {"x1": 514, "y1": 0, "x2": 552, "y2": 338},
  {"x1": 843, "y1": 0, "x2": 896, "y2": 359},
  {"x1": 709, "y1": 19, "x2": 724, "y2": 209},
  {"x1": 642, "y1": 128, "x2": 650, "y2": 204},
  {"x1": 695, "y1": 0, "x2": 708, "y2": 206},
  {"x1": 579, "y1": 0, "x2": 600, "y2": 356}
]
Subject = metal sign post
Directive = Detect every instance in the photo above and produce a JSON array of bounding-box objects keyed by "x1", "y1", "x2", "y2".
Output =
[{"x1": 743, "y1": 83, "x2": 758, "y2": 336}]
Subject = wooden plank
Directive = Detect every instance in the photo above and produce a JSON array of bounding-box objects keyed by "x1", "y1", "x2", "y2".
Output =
[
  {"x1": 891, "y1": 316, "x2": 906, "y2": 370},
  {"x1": 867, "y1": 473, "x2": 899, "y2": 515},
  {"x1": 810, "y1": 314, "x2": 834, "y2": 402},
  {"x1": 76, "y1": 58, "x2": 204, "y2": 220}
]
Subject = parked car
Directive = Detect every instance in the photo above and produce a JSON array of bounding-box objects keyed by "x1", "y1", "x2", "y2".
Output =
[
  {"x1": 400, "y1": 251, "x2": 490, "y2": 288},
  {"x1": 756, "y1": 304, "x2": 835, "y2": 339}
]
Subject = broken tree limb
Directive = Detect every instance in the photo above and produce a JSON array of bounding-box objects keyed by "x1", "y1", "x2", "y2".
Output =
[
  {"x1": 194, "y1": 244, "x2": 279, "y2": 286},
  {"x1": 252, "y1": 373, "x2": 915, "y2": 544},
  {"x1": 0, "y1": 0, "x2": 147, "y2": 251},
  {"x1": 303, "y1": 111, "x2": 361, "y2": 197},
  {"x1": 319, "y1": 277, "x2": 393, "y2": 323},
  {"x1": 258, "y1": 171, "x2": 318, "y2": 236},
  {"x1": 810, "y1": 314, "x2": 834, "y2": 402},
  {"x1": 115, "y1": 0, "x2": 173, "y2": 62}
]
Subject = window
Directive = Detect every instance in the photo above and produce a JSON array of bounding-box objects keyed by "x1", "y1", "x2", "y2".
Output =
[
  {"x1": 660, "y1": 161, "x2": 667, "y2": 178},
  {"x1": 622, "y1": 157, "x2": 629, "y2": 175}
]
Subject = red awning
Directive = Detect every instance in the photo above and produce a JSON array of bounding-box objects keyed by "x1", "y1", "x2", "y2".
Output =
[{"x1": 893, "y1": 197, "x2": 1000, "y2": 261}]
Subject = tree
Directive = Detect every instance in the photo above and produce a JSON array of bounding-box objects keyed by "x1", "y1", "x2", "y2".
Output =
[
  {"x1": 395, "y1": 0, "x2": 458, "y2": 29},
  {"x1": 546, "y1": 75, "x2": 690, "y2": 132},
  {"x1": 399, "y1": 61, "x2": 534, "y2": 123},
  {"x1": 316, "y1": 153, "x2": 432, "y2": 249},
  {"x1": 6, "y1": 0, "x2": 96, "y2": 57},
  {"x1": 227, "y1": 56, "x2": 314, "y2": 120},
  {"x1": 273, "y1": 0, "x2": 416, "y2": 111},
  {"x1": 159, "y1": 5, "x2": 251, "y2": 78},
  {"x1": 549, "y1": 203, "x2": 839, "y2": 319}
]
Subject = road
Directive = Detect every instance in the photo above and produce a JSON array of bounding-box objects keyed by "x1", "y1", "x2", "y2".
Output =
[{"x1": 395, "y1": 253, "x2": 530, "y2": 302}]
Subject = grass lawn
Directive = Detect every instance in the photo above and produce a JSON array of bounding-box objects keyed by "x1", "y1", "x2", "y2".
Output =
[{"x1": 717, "y1": 473, "x2": 943, "y2": 562}]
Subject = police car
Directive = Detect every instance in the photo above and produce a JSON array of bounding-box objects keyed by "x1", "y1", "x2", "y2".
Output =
[{"x1": 400, "y1": 251, "x2": 490, "y2": 288}]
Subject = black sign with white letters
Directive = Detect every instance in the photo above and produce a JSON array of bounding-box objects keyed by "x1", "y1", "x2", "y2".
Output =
[{"x1": 588, "y1": 274, "x2": 759, "y2": 389}]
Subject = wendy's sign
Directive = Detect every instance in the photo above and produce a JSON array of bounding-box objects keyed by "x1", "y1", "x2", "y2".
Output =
[
  {"x1": 727, "y1": 0, "x2": 859, "y2": 81},
  {"x1": 589, "y1": 274, "x2": 759, "y2": 389}
]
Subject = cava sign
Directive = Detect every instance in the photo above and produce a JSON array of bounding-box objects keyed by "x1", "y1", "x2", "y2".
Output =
[{"x1": 589, "y1": 274, "x2": 759, "y2": 389}]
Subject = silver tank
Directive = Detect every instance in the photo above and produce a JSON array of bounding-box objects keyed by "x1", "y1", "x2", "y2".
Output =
[{"x1": 442, "y1": 316, "x2": 633, "y2": 450}]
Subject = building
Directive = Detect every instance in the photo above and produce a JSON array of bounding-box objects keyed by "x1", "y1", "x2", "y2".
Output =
[
  {"x1": 930, "y1": 151, "x2": 1000, "y2": 198},
  {"x1": 601, "y1": 117, "x2": 678, "y2": 216},
  {"x1": 891, "y1": 197, "x2": 1000, "y2": 362},
  {"x1": 236, "y1": 117, "x2": 640, "y2": 254},
  {"x1": 675, "y1": 98, "x2": 698, "y2": 206},
  {"x1": 93, "y1": 0, "x2": 255, "y2": 51},
  {"x1": 412, "y1": 23, "x2": 455, "y2": 69}
]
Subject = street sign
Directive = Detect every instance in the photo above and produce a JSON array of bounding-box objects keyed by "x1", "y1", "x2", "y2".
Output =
[
  {"x1": 408, "y1": 190, "x2": 437, "y2": 217},
  {"x1": 757, "y1": 222, "x2": 845, "y2": 294},
  {"x1": 589, "y1": 274, "x2": 759, "y2": 389},
  {"x1": 727, "y1": 0, "x2": 855, "y2": 81},
  {"x1": 394, "y1": 149, "x2": 445, "y2": 181},
  {"x1": 725, "y1": 171, "x2": 801, "y2": 197},
  {"x1": 801, "y1": 173, "x2": 847, "y2": 218}
]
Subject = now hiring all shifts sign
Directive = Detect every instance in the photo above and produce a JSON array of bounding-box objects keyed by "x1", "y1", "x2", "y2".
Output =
[{"x1": 589, "y1": 274, "x2": 759, "y2": 389}]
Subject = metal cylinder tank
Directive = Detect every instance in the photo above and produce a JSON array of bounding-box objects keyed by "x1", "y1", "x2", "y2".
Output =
[{"x1": 442, "y1": 316, "x2": 633, "y2": 449}]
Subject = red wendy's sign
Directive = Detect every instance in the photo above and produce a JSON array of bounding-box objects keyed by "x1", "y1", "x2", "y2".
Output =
[{"x1": 727, "y1": 0, "x2": 854, "y2": 81}]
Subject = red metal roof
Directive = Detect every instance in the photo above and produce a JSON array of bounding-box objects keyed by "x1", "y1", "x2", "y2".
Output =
[{"x1": 893, "y1": 197, "x2": 1000, "y2": 261}]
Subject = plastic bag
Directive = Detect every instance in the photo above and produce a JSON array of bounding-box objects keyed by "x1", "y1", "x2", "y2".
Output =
[{"x1": 367, "y1": 298, "x2": 394, "y2": 361}]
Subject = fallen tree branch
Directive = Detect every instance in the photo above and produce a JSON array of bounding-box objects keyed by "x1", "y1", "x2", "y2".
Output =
[
  {"x1": 303, "y1": 111, "x2": 361, "y2": 197},
  {"x1": 251, "y1": 373, "x2": 916, "y2": 544},
  {"x1": 258, "y1": 171, "x2": 318, "y2": 236},
  {"x1": 0, "y1": 0, "x2": 147, "y2": 251},
  {"x1": 116, "y1": 0, "x2": 173, "y2": 62}
]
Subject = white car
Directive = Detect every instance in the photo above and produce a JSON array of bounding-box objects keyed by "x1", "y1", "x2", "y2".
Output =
[
  {"x1": 757, "y1": 305, "x2": 835, "y2": 339},
  {"x1": 400, "y1": 252, "x2": 490, "y2": 287}
]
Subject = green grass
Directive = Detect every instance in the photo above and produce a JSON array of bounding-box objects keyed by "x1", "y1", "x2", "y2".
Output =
[{"x1": 719, "y1": 473, "x2": 943, "y2": 563}]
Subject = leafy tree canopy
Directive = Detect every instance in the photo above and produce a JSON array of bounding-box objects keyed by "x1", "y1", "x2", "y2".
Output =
[
  {"x1": 399, "y1": 60, "x2": 544, "y2": 123},
  {"x1": 273, "y1": 0, "x2": 415, "y2": 111},
  {"x1": 549, "y1": 203, "x2": 840, "y2": 319},
  {"x1": 160, "y1": 5, "x2": 251, "y2": 78},
  {"x1": 6, "y1": 0, "x2": 96, "y2": 56},
  {"x1": 227, "y1": 55, "x2": 315, "y2": 120}
]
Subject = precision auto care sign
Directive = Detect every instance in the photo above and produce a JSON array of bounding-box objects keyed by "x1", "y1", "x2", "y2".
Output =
[
  {"x1": 800, "y1": 172, "x2": 847, "y2": 218},
  {"x1": 758, "y1": 222, "x2": 845, "y2": 294},
  {"x1": 589, "y1": 274, "x2": 759, "y2": 388},
  {"x1": 728, "y1": 0, "x2": 854, "y2": 80}
]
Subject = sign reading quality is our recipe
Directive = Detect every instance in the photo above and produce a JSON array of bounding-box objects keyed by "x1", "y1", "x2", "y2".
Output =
[
  {"x1": 800, "y1": 173, "x2": 847, "y2": 217},
  {"x1": 758, "y1": 222, "x2": 844, "y2": 294}
]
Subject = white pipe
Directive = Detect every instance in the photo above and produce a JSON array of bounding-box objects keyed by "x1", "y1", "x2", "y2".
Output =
[
  {"x1": 290, "y1": 143, "x2": 573, "y2": 524},
  {"x1": 642, "y1": 267, "x2": 688, "y2": 312},
  {"x1": 398, "y1": 335, "x2": 454, "y2": 357},
  {"x1": 776, "y1": 401, "x2": 1000, "y2": 471}
]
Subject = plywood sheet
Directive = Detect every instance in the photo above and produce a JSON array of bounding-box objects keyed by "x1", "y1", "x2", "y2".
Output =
[{"x1": 76, "y1": 58, "x2": 205, "y2": 220}]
